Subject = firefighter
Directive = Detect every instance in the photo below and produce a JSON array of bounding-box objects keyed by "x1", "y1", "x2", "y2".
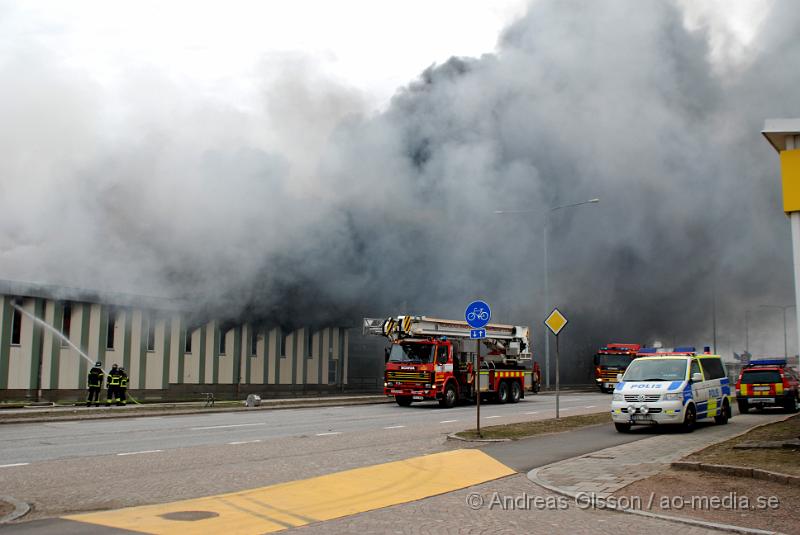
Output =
[
  {"x1": 86, "y1": 361, "x2": 104, "y2": 407},
  {"x1": 106, "y1": 363, "x2": 121, "y2": 406},
  {"x1": 117, "y1": 367, "x2": 129, "y2": 406}
]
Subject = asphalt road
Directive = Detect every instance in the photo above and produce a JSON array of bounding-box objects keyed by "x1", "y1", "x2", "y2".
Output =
[
  {"x1": 0, "y1": 392, "x2": 620, "y2": 527},
  {"x1": 0, "y1": 392, "x2": 610, "y2": 466}
]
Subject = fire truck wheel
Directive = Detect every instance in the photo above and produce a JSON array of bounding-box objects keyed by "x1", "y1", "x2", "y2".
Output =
[
  {"x1": 395, "y1": 396, "x2": 413, "y2": 407},
  {"x1": 439, "y1": 383, "x2": 457, "y2": 408},
  {"x1": 714, "y1": 400, "x2": 730, "y2": 425},
  {"x1": 737, "y1": 400, "x2": 749, "y2": 413},
  {"x1": 497, "y1": 381, "x2": 509, "y2": 404},
  {"x1": 510, "y1": 381, "x2": 521, "y2": 403}
]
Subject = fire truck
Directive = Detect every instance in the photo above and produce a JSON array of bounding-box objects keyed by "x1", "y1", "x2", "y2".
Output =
[
  {"x1": 593, "y1": 343, "x2": 641, "y2": 393},
  {"x1": 363, "y1": 315, "x2": 540, "y2": 408}
]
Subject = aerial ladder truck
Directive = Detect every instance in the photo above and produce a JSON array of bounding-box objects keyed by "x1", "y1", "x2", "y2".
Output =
[{"x1": 363, "y1": 315, "x2": 540, "y2": 408}]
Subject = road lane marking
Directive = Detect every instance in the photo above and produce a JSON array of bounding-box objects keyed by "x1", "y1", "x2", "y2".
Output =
[
  {"x1": 116, "y1": 450, "x2": 162, "y2": 456},
  {"x1": 65, "y1": 449, "x2": 515, "y2": 534},
  {"x1": 192, "y1": 423, "x2": 266, "y2": 430},
  {"x1": 439, "y1": 420, "x2": 458, "y2": 424},
  {"x1": 228, "y1": 440, "x2": 262, "y2": 445},
  {"x1": 0, "y1": 463, "x2": 29, "y2": 468},
  {"x1": 524, "y1": 411, "x2": 539, "y2": 415},
  {"x1": 585, "y1": 405, "x2": 597, "y2": 408},
  {"x1": 485, "y1": 415, "x2": 502, "y2": 419},
  {"x1": 383, "y1": 425, "x2": 405, "y2": 429},
  {"x1": 315, "y1": 432, "x2": 342, "y2": 436}
]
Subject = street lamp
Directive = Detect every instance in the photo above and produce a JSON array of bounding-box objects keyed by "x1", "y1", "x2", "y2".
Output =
[
  {"x1": 759, "y1": 304, "x2": 795, "y2": 360},
  {"x1": 495, "y1": 198, "x2": 599, "y2": 388}
]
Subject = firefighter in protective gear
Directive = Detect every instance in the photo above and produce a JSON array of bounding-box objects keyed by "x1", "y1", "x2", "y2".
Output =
[
  {"x1": 87, "y1": 361, "x2": 104, "y2": 407},
  {"x1": 106, "y1": 364, "x2": 121, "y2": 406},
  {"x1": 118, "y1": 367, "x2": 129, "y2": 406}
]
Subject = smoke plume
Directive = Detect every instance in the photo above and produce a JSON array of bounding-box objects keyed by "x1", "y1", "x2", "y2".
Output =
[{"x1": 1, "y1": 1, "x2": 798, "y2": 380}]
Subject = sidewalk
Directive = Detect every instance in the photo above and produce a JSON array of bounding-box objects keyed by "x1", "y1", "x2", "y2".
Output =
[
  {"x1": 528, "y1": 413, "x2": 791, "y2": 534},
  {"x1": 0, "y1": 394, "x2": 391, "y2": 424}
]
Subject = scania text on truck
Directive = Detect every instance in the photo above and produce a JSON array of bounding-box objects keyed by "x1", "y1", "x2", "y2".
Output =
[{"x1": 363, "y1": 315, "x2": 540, "y2": 408}]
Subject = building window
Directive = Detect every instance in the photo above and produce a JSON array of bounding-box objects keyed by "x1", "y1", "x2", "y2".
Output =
[
  {"x1": 10, "y1": 302, "x2": 22, "y2": 346},
  {"x1": 106, "y1": 311, "x2": 116, "y2": 350},
  {"x1": 219, "y1": 328, "x2": 226, "y2": 355},
  {"x1": 146, "y1": 321, "x2": 155, "y2": 352},
  {"x1": 280, "y1": 330, "x2": 288, "y2": 358},
  {"x1": 307, "y1": 330, "x2": 314, "y2": 359},
  {"x1": 184, "y1": 329, "x2": 193, "y2": 353},
  {"x1": 328, "y1": 359, "x2": 337, "y2": 385},
  {"x1": 60, "y1": 303, "x2": 72, "y2": 347},
  {"x1": 249, "y1": 328, "x2": 258, "y2": 357}
]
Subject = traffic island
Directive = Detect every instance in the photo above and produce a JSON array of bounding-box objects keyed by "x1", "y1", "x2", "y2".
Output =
[{"x1": 452, "y1": 412, "x2": 609, "y2": 441}]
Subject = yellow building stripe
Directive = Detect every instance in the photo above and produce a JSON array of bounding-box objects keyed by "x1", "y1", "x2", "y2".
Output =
[{"x1": 65, "y1": 449, "x2": 514, "y2": 535}]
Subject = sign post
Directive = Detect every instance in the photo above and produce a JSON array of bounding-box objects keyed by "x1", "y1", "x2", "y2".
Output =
[
  {"x1": 466, "y1": 300, "x2": 491, "y2": 438},
  {"x1": 544, "y1": 308, "x2": 568, "y2": 419}
]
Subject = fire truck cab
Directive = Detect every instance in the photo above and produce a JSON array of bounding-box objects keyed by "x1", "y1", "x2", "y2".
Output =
[{"x1": 594, "y1": 343, "x2": 641, "y2": 393}]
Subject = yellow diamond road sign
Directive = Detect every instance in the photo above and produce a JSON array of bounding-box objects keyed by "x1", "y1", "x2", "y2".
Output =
[{"x1": 544, "y1": 308, "x2": 568, "y2": 336}]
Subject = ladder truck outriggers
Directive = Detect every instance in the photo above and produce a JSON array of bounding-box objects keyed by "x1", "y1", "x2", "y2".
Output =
[{"x1": 363, "y1": 315, "x2": 540, "y2": 408}]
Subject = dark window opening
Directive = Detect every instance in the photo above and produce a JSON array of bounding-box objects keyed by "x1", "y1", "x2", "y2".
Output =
[
  {"x1": 10, "y1": 302, "x2": 22, "y2": 346},
  {"x1": 146, "y1": 321, "x2": 155, "y2": 352},
  {"x1": 184, "y1": 329, "x2": 193, "y2": 353},
  {"x1": 307, "y1": 330, "x2": 314, "y2": 359},
  {"x1": 219, "y1": 328, "x2": 226, "y2": 355},
  {"x1": 280, "y1": 330, "x2": 288, "y2": 358},
  {"x1": 61, "y1": 303, "x2": 72, "y2": 347},
  {"x1": 250, "y1": 328, "x2": 258, "y2": 357},
  {"x1": 106, "y1": 311, "x2": 116, "y2": 350}
]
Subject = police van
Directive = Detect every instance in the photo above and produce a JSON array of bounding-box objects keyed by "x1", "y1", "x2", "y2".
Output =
[{"x1": 610, "y1": 348, "x2": 732, "y2": 432}]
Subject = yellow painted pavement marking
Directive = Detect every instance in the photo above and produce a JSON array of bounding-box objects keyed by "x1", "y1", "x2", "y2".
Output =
[{"x1": 65, "y1": 449, "x2": 514, "y2": 535}]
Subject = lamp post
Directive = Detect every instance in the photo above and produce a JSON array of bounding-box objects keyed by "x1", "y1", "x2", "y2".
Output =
[
  {"x1": 759, "y1": 304, "x2": 795, "y2": 360},
  {"x1": 495, "y1": 198, "x2": 599, "y2": 388}
]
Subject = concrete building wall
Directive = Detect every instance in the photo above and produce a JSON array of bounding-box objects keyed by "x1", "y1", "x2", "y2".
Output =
[{"x1": 0, "y1": 292, "x2": 352, "y2": 401}]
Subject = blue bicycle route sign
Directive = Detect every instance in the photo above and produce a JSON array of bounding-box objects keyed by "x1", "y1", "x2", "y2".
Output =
[{"x1": 465, "y1": 300, "x2": 491, "y2": 329}]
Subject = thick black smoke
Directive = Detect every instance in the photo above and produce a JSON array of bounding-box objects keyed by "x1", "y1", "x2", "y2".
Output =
[{"x1": 1, "y1": 1, "x2": 798, "y2": 380}]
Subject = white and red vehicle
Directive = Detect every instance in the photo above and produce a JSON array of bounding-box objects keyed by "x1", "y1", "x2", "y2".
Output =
[{"x1": 363, "y1": 315, "x2": 540, "y2": 408}]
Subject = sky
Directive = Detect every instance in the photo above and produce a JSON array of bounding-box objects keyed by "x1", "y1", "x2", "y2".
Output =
[
  {"x1": 1, "y1": 0, "x2": 796, "y2": 375},
  {"x1": 1, "y1": 0, "x2": 767, "y2": 109}
]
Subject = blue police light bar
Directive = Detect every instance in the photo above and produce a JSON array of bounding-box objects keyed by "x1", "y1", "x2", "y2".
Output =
[
  {"x1": 674, "y1": 346, "x2": 696, "y2": 353},
  {"x1": 638, "y1": 348, "x2": 657, "y2": 354},
  {"x1": 748, "y1": 359, "x2": 787, "y2": 367}
]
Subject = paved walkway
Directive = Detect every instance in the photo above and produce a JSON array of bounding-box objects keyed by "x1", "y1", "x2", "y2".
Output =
[{"x1": 529, "y1": 412, "x2": 790, "y2": 499}]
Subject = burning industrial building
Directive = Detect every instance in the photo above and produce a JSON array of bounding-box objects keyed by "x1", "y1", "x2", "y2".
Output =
[{"x1": 1, "y1": 1, "x2": 799, "y2": 395}]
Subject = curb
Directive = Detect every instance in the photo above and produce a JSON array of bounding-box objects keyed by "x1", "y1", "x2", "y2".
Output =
[
  {"x1": 446, "y1": 433, "x2": 510, "y2": 443},
  {"x1": 0, "y1": 397, "x2": 393, "y2": 425},
  {"x1": 527, "y1": 466, "x2": 780, "y2": 535},
  {"x1": 671, "y1": 461, "x2": 800, "y2": 485},
  {"x1": 0, "y1": 495, "x2": 30, "y2": 524}
]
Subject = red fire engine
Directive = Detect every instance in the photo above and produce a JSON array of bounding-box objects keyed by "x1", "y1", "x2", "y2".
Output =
[
  {"x1": 593, "y1": 343, "x2": 641, "y2": 393},
  {"x1": 364, "y1": 315, "x2": 540, "y2": 408}
]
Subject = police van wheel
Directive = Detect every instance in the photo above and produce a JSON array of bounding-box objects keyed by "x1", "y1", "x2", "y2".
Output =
[
  {"x1": 396, "y1": 396, "x2": 413, "y2": 407},
  {"x1": 439, "y1": 384, "x2": 457, "y2": 408},
  {"x1": 714, "y1": 400, "x2": 730, "y2": 425},
  {"x1": 682, "y1": 404, "x2": 697, "y2": 433},
  {"x1": 510, "y1": 381, "x2": 522, "y2": 403},
  {"x1": 614, "y1": 422, "x2": 631, "y2": 433},
  {"x1": 737, "y1": 400, "x2": 749, "y2": 414}
]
